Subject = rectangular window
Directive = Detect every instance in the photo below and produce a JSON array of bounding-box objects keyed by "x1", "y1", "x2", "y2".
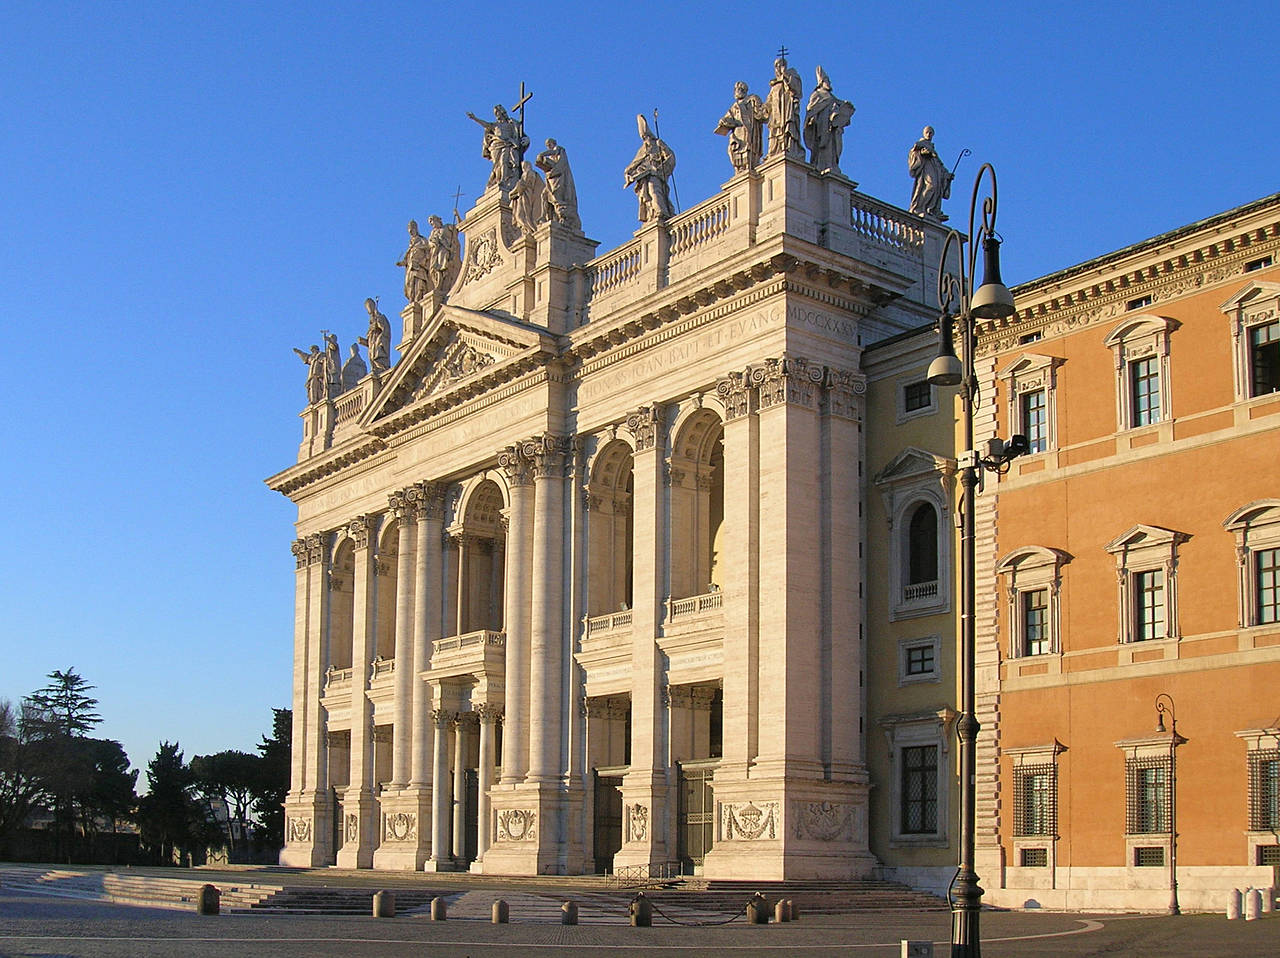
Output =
[
  {"x1": 901, "y1": 745, "x2": 938, "y2": 834},
  {"x1": 1020, "y1": 389, "x2": 1047, "y2": 453},
  {"x1": 1259, "y1": 845, "x2": 1280, "y2": 866},
  {"x1": 1019, "y1": 331, "x2": 1043, "y2": 344},
  {"x1": 1022, "y1": 589, "x2": 1049, "y2": 656},
  {"x1": 1126, "y1": 294, "x2": 1153, "y2": 311},
  {"x1": 1249, "y1": 750, "x2": 1280, "y2": 831},
  {"x1": 1020, "y1": 847, "x2": 1049, "y2": 867},
  {"x1": 1126, "y1": 756, "x2": 1170, "y2": 833},
  {"x1": 1250, "y1": 320, "x2": 1280, "y2": 397},
  {"x1": 1014, "y1": 764, "x2": 1057, "y2": 836},
  {"x1": 1258, "y1": 548, "x2": 1280, "y2": 625},
  {"x1": 905, "y1": 644, "x2": 935, "y2": 676},
  {"x1": 1130, "y1": 357, "x2": 1161, "y2": 426},
  {"x1": 1134, "y1": 570, "x2": 1165, "y2": 640},
  {"x1": 1245, "y1": 256, "x2": 1273, "y2": 273},
  {"x1": 1134, "y1": 846, "x2": 1165, "y2": 867},
  {"x1": 903, "y1": 380, "x2": 932, "y2": 412}
]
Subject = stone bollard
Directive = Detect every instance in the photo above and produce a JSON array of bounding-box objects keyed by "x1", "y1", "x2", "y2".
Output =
[
  {"x1": 901, "y1": 941, "x2": 934, "y2": 958},
  {"x1": 1246, "y1": 887, "x2": 1262, "y2": 920},
  {"x1": 1262, "y1": 888, "x2": 1275, "y2": 914},
  {"x1": 1227, "y1": 888, "x2": 1242, "y2": 919},
  {"x1": 629, "y1": 892, "x2": 652, "y2": 927},
  {"x1": 195, "y1": 884, "x2": 220, "y2": 916},
  {"x1": 372, "y1": 890, "x2": 395, "y2": 918},
  {"x1": 774, "y1": 899, "x2": 788, "y2": 922},
  {"x1": 746, "y1": 892, "x2": 769, "y2": 924},
  {"x1": 562, "y1": 900, "x2": 578, "y2": 925},
  {"x1": 430, "y1": 896, "x2": 447, "y2": 921},
  {"x1": 492, "y1": 899, "x2": 509, "y2": 923},
  {"x1": 788, "y1": 899, "x2": 799, "y2": 921}
]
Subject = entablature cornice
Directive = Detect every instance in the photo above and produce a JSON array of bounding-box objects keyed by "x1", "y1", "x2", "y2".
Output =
[
  {"x1": 980, "y1": 207, "x2": 1280, "y2": 354},
  {"x1": 268, "y1": 436, "x2": 387, "y2": 498}
]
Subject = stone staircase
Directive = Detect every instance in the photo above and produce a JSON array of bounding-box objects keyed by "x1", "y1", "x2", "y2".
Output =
[
  {"x1": 0, "y1": 866, "x2": 281, "y2": 911},
  {"x1": 648, "y1": 878, "x2": 950, "y2": 915}
]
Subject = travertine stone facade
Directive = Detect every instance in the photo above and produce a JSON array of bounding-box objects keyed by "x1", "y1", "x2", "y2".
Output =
[{"x1": 269, "y1": 137, "x2": 948, "y2": 876}]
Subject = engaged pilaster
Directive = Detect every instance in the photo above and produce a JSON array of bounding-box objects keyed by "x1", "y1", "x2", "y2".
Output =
[{"x1": 497, "y1": 444, "x2": 534, "y2": 784}]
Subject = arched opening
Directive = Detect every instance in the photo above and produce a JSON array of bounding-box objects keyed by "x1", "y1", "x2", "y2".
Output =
[
  {"x1": 329, "y1": 538, "x2": 355, "y2": 670},
  {"x1": 905, "y1": 501, "x2": 939, "y2": 599},
  {"x1": 587, "y1": 439, "x2": 634, "y2": 616},
  {"x1": 451, "y1": 479, "x2": 507, "y2": 635},
  {"x1": 669, "y1": 409, "x2": 725, "y2": 599},
  {"x1": 375, "y1": 520, "x2": 399, "y2": 660}
]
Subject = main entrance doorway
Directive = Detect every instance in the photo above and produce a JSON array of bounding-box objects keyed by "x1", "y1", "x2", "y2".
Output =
[
  {"x1": 677, "y1": 762, "x2": 715, "y2": 872},
  {"x1": 593, "y1": 770, "x2": 623, "y2": 873}
]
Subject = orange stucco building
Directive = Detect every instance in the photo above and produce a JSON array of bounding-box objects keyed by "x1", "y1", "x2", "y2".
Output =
[{"x1": 967, "y1": 193, "x2": 1280, "y2": 910}]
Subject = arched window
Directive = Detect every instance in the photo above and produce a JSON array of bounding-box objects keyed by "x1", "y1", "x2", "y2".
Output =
[{"x1": 907, "y1": 504, "x2": 938, "y2": 587}]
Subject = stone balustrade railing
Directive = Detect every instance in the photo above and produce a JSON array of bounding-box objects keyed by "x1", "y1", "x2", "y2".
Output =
[
  {"x1": 850, "y1": 193, "x2": 925, "y2": 252},
  {"x1": 903, "y1": 580, "x2": 938, "y2": 602},
  {"x1": 371, "y1": 656, "x2": 395, "y2": 678},
  {"x1": 333, "y1": 387, "x2": 368, "y2": 426},
  {"x1": 324, "y1": 666, "x2": 353, "y2": 689},
  {"x1": 668, "y1": 195, "x2": 732, "y2": 259},
  {"x1": 585, "y1": 609, "x2": 633, "y2": 636},
  {"x1": 666, "y1": 590, "x2": 724, "y2": 620},
  {"x1": 433, "y1": 629, "x2": 506, "y2": 654},
  {"x1": 587, "y1": 241, "x2": 644, "y2": 299}
]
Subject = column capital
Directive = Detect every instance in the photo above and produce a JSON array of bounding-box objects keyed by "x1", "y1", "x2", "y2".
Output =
[
  {"x1": 528, "y1": 432, "x2": 573, "y2": 478},
  {"x1": 292, "y1": 531, "x2": 328, "y2": 567},
  {"x1": 347, "y1": 515, "x2": 377, "y2": 550},
  {"x1": 823, "y1": 365, "x2": 866, "y2": 421},
  {"x1": 756, "y1": 353, "x2": 824, "y2": 410},
  {"x1": 476, "y1": 703, "x2": 504, "y2": 724},
  {"x1": 498, "y1": 444, "x2": 535, "y2": 487},
  {"x1": 623, "y1": 405, "x2": 666, "y2": 451},
  {"x1": 292, "y1": 538, "x2": 309, "y2": 569},
  {"x1": 388, "y1": 487, "x2": 416, "y2": 520},
  {"x1": 412, "y1": 480, "x2": 449, "y2": 520},
  {"x1": 715, "y1": 370, "x2": 754, "y2": 421},
  {"x1": 431, "y1": 708, "x2": 454, "y2": 728}
]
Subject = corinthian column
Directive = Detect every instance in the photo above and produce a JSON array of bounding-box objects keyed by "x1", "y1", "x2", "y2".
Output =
[
  {"x1": 428, "y1": 703, "x2": 453, "y2": 869},
  {"x1": 337, "y1": 514, "x2": 378, "y2": 869},
  {"x1": 497, "y1": 444, "x2": 535, "y2": 783},
  {"x1": 527, "y1": 433, "x2": 569, "y2": 784},
  {"x1": 476, "y1": 704, "x2": 500, "y2": 859},
  {"x1": 389, "y1": 490, "x2": 416, "y2": 788}
]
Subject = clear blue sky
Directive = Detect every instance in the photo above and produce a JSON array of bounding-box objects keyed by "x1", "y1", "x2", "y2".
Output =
[{"x1": 2, "y1": 1, "x2": 1274, "y2": 783}]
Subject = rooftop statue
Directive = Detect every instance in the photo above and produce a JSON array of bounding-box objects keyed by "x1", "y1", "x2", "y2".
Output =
[
  {"x1": 426, "y1": 214, "x2": 462, "y2": 296},
  {"x1": 624, "y1": 114, "x2": 677, "y2": 223},
  {"x1": 467, "y1": 104, "x2": 528, "y2": 194},
  {"x1": 908, "y1": 126, "x2": 953, "y2": 220},
  {"x1": 535, "y1": 138, "x2": 581, "y2": 230},
  {"x1": 803, "y1": 66, "x2": 855, "y2": 174},
  {"x1": 323, "y1": 332, "x2": 341, "y2": 397},
  {"x1": 762, "y1": 56, "x2": 804, "y2": 160},
  {"x1": 510, "y1": 161, "x2": 547, "y2": 236},
  {"x1": 397, "y1": 220, "x2": 431, "y2": 303},
  {"x1": 358, "y1": 297, "x2": 391, "y2": 374},
  {"x1": 292, "y1": 343, "x2": 328, "y2": 405},
  {"x1": 341, "y1": 342, "x2": 367, "y2": 392},
  {"x1": 714, "y1": 81, "x2": 764, "y2": 173}
]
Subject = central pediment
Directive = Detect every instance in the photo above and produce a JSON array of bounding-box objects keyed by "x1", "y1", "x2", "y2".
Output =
[{"x1": 361, "y1": 303, "x2": 561, "y2": 431}]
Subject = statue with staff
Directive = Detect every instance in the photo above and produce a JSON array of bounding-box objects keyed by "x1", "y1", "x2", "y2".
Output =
[
  {"x1": 624, "y1": 113, "x2": 677, "y2": 223},
  {"x1": 908, "y1": 126, "x2": 964, "y2": 220}
]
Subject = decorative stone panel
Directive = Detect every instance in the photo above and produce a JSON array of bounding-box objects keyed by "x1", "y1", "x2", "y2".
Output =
[
  {"x1": 496, "y1": 808, "x2": 537, "y2": 842},
  {"x1": 721, "y1": 801, "x2": 779, "y2": 841}
]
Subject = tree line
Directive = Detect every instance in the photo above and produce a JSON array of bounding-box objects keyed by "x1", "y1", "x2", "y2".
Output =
[{"x1": 0, "y1": 668, "x2": 289, "y2": 865}]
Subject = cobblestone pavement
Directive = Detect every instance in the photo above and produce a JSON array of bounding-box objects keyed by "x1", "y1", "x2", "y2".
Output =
[{"x1": 2, "y1": 888, "x2": 1278, "y2": 957}]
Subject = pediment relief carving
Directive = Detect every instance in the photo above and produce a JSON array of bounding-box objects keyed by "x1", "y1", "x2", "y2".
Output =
[{"x1": 873, "y1": 446, "x2": 955, "y2": 488}]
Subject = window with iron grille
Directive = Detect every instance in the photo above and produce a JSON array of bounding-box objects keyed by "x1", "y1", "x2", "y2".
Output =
[
  {"x1": 1257, "y1": 548, "x2": 1280, "y2": 625},
  {"x1": 1134, "y1": 846, "x2": 1165, "y2": 867},
  {"x1": 1248, "y1": 749, "x2": 1280, "y2": 831},
  {"x1": 1126, "y1": 755, "x2": 1170, "y2": 833},
  {"x1": 1013, "y1": 764, "x2": 1057, "y2": 837},
  {"x1": 1258, "y1": 845, "x2": 1280, "y2": 866},
  {"x1": 1020, "y1": 847, "x2": 1049, "y2": 867},
  {"x1": 1134, "y1": 570, "x2": 1166, "y2": 640},
  {"x1": 1130, "y1": 356, "x2": 1161, "y2": 426},
  {"x1": 901, "y1": 745, "x2": 938, "y2": 834}
]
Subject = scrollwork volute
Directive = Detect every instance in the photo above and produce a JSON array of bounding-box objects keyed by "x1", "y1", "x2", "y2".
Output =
[
  {"x1": 348, "y1": 515, "x2": 376, "y2": 550},
  {"x1": 292, "y1": 538, "x2": 308, "y2": 570},
  {"x1": 413, "y1": 480, "x2": 449, "y2": 521},
  {"x1": 305, "y1": 532, "x2": 326, "y2": 566},
  {"x1": 757, "y1": 354, "x2": 825, "y2": 410},
  {"x1": 498, "y1": 444, "x2": 535, "y2": 488},
  {"x1": 716, "y1": 371, "x2": 752, "y2": 421},
  {"x1": 522, "y1": 433, "x2": 572, "y2": 479},
  {"x1": 623, "y1": 404, "x2": 666, "y2": 451},
  {"x1": 388, "y1": 488, "x2": 414, "y2": 520}
]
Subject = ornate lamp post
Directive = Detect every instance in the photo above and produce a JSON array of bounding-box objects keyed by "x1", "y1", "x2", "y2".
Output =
[
  {"x1": 927, "y1": 163, "x2": 1024, "y2": 958},
  {"x1": 1154, "y1": 693, "x2": 1182, "y2": 916}
]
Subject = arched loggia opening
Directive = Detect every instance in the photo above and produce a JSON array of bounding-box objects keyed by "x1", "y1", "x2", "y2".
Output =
[
  {"x1": 586, "y1": 439, "x2": 634, "y2": 616},
  {"x1": 669, "y1": 409, "x2": 724, "y2": 599}
]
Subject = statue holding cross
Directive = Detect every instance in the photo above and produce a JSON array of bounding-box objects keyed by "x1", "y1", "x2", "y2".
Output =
[{"x1": 466, "y1": 82, "x2": 532, "y2": 195}]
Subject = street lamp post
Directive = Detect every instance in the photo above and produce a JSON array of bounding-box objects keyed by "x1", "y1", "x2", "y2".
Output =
[
  {"x1": 1155, "y1": 693, "x2": 1181, "y2": 916},
  {"x1": 927, "y1": 163, "x2": 1024, "y2": 958}
]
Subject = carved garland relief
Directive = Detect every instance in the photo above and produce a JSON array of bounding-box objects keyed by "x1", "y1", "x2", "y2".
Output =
[
  {"x1": 496, "y1": 808, "x2": 537, "y2": 842},
  {"x1": 286, "y1": 815, "x2": 313, "y2": 844},
  {"x1": 791, "y1": 801, "x2": 855, "y2": 843},
  {"x1": 722, "y1": 801, "x2": 779, "y2": 841},
  {"x1": 384, "y1": 811, "x2": 417, "y2": 843}
]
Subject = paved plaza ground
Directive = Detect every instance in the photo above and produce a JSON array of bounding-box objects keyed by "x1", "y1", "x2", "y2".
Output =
[{"x1": 1, "y1": 886, "x2": 1277, "y2": 958}]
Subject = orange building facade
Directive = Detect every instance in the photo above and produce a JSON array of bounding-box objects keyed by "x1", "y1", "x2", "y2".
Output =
[{"x1": 968, "y1": 193, "x2": 1280, "y2": 910}]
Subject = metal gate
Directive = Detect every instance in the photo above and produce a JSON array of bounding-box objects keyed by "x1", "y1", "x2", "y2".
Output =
[
  {"x1": 593, "y1": 771, "x2": 623, "y2": 873},
  {"x1": 677, "y1": 764, "x2": 715, "y2": 870}
]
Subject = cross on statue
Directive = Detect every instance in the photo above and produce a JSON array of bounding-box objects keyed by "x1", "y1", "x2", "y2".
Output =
[
  {"x1": 451, "y1": 184, "x2": 464, "y2": 221},
  {"x1": 776, "y1": 44, "x2": 789, "y2": 59},
  {"x1": 510, "y1": 80, "x2": 533, "y2": 165}
]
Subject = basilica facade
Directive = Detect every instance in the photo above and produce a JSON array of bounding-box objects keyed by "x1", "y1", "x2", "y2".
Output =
[{"x1": 267, "y1": 62, "x2": 957, "y2": 879}]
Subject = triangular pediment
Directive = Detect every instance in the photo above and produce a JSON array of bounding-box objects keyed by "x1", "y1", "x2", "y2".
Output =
[
  {"x1": 1220, "y1": 280, "x2": 1280, "y2": 312},
  {"x1": 1104, "y1": 523, "x2": 1190, "y2": 554},
  {"x1": 873, "y1": 446, "x2": 954, "y2": 487},
  {"x1": 360, "y1": 303, "x2": 560, "y2": 429}
]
